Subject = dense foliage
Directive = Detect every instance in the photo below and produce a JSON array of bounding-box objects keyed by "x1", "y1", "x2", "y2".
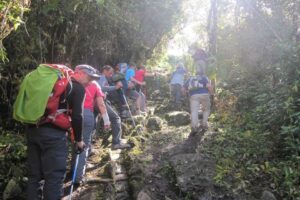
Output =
[
  {"x1": 0, "y1": 0, "x2": 30, "y2": 62},
  {"x1": 0, "y1": 0, "x2": 183, "y2": 128},
  {"x1": 210, "y1": 0, "x2": 300, "y2": 199},
  {"x1": 1, "y1": 0, "x2": 300, "y2": 199},
  {"x1": 0, "y1": 0, "x2": 184, "y2": 198}
]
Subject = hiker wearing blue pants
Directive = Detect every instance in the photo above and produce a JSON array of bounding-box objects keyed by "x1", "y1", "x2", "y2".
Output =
[
  {"x1": 25, "y1": 65, "x2": 100, "y2": 200},
  {"x1": 72, "y1": 78, "x2": 110, "y2": 186}
]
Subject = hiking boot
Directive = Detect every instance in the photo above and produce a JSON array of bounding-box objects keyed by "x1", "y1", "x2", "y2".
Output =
[
  {"x1": 188, "y1": 128, "x2": 198, "y2": 137},
  {"x1": 121, "y1": 110, "x2": 131, "y2": 118},
  {"x1": 112, "y1": 142, "x2": 131, "y2": 150}
]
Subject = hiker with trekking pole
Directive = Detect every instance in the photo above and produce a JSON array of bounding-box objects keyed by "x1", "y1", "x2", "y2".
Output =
[
  {"x1": 98, "y1": 65, "x2": 131, "y2": 150},
  {"x1": 70, "y1": 65, "x2": 111, "y2": 189},
  {"x1": 13, "y1": 64, "x2": 100, "y2": 200}
]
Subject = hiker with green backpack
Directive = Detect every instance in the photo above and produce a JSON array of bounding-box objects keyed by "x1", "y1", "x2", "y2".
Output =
[{"x1": 13, "y1": 64, "x2": 100, "y2": 200}]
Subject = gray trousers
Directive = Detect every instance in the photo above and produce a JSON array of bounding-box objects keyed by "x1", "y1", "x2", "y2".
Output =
[
  {"x1": 72, "y1": 109, "x2": 95, "y2": 183},
  {"x1": 26, "y1": 127, "x2": 68, "y2": 200},
  {"x1": 106, "y1": 102, "x2": 122, "y2": 145}
]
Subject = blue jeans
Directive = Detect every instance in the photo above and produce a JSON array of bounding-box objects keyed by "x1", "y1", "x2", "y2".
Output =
[
  {"x1": 171, "y1": 84, "x2": 182, "y2": 104},
  {"x1": 106, "y1": 102, "x2": 122, "y2": 145},
  {"x1": 26, "y1": 127, "x2": 67, "y2": 200},
  {"x1": 72, "y1": 109, "x2": 95, "y2": 183}
]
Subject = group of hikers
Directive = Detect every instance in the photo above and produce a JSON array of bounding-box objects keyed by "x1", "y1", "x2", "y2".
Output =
[
  {"x1": 170, "y1": 48, "x2": 213, "y2": 133},
  {"x1": 13, "y1": 46, "x2": 213, "y2": 199},
  {"x1": 13, "y1": 62, "x2": 156, "y2": 199}
]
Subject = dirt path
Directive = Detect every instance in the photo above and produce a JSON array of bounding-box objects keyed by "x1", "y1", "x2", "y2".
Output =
[{"x1": 61, "y1": 101, "x2": 217, "y2": 200}]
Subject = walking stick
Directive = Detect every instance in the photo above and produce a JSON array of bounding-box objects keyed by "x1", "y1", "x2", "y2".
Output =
[
  {"x1": 69, "y1": 153, "x2": 80, "y2": 200},
  {"x1": 120, "y1": 89, "x2": 136, "y2": 127}
]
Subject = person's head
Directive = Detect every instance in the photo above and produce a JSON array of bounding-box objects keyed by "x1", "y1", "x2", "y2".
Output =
[
  {"x1": 129, "y1": 63, "x2": 136, "y2": 69},
  {"x1": 102, "y1": 65, "x2": 114, "y2": 78},
  {"x1": 137, "y1": 65, "x2": 146, "y2": 70},
  {"x1": 73, "y1": 64, "x2": 100, "y2": 86},
  {"x1": 114, "y1": 64, "x2": 120, "y2": 72},
  {"x1": 176, "y1": 63, "x2": 185, "y2": 73}
]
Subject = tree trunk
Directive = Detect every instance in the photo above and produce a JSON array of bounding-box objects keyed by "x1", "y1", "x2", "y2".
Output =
[
  {"x1": 207, "y1": 0, "x2": 218, "y2": 111},
  {"x1": 293, "y1": 0, "x2": 300, "y2": 42},
  {"x1": 207, "y1": 0, "x2": 217, "y2": 56}
]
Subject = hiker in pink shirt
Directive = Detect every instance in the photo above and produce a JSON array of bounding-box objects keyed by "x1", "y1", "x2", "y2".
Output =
[{"x1": 71, "y1": 80, "x2": 110, "y2": 186}]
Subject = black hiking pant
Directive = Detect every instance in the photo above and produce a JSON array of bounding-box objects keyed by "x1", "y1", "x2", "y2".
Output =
[{"x1": 26, "y1": 126, "x2": 67, "y2": 200}]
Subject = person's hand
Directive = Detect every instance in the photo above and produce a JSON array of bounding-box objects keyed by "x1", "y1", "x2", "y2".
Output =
[
  {"x1": 206, "y1": 83, "x2": 214, "y2": 94},
  {"x1": 104, "y1": 124, "x2": 111, "y2": 131},
  {"x1": 128, "y1": 81, "x2": 135, "y2": 89},
  {"x1": 115, "y1": 81, "x2": 123, "y2": 89},
  {"x1": 141, "y1": 81, "x2": 146, "y2": 86},
  {"x1": 75, "y1": 141, "x2": 86, "y2": 154}
]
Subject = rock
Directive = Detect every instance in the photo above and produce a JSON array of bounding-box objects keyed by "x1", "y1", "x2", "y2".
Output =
[
  {"x1": 133, "y1": 115, "x2": 147, "y2": 125},
  {"x1": 165, "y1": 111, "x2": 190, "y2": 126},
  {"x1": 153, "y1": 100, "x2": 173, "y2": 114},
  {"x1": 137, "y1": 190, "x2": 152, "y2": 200},
  {"x1": 3, "y1": 178, "x2": 22, "y2": 200},
  {"x1": 116, "y1": 192, "x2": 130, "y2": 200},
  {"x1": 169, "y1": 153, "x2": 215, "y2": 193},
  {"x1": 115, "y1": 181, "x2": 129, "y2": 192},
  {"x1": 146, "y1": 116, "x2": 163, "y2": 131},
  {"x1": 261, "y1": 190, "x2": 276, "y2": 200},
  {"x1": 150, "y1": 90, "x2": 163, "y2": 100}
]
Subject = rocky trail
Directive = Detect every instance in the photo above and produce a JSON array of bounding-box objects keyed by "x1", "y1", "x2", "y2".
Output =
[{"x1": 59, "y1": 97, "x2": 221, "y2": 200}]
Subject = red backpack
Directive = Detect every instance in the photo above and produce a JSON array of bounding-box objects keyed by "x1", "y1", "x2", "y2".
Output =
[{"x1": 39, "y1": 64, "x2": 74, "y2": 130}]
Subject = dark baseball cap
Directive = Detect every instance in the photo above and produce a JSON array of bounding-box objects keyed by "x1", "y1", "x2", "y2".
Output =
[{"x1": 75, "y1": 64, "x2": 100, "y2": 79}]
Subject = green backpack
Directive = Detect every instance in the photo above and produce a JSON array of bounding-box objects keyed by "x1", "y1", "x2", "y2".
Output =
[{"x1": 13, "y1": 64, "x2": 67, "y2": 124}]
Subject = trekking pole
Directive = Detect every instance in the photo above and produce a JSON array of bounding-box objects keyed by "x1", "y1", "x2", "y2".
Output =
[
  {"x1": 69, "y1": 153, "x2": 79, "y2": 200},
  {"x1": 120, "y1": 89, "x2": 136, "y2": 127}
]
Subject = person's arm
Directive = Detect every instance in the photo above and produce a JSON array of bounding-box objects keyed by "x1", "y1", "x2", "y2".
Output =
[
  {"x1": 206, "y1": 77, "x2": 213, "y2": 94},
  {"x1": 94, "y1": 82, "x2": 110, "y2": 129},
  {"x1": 98, "y1": 76, "x2": 118, "y2": 92},
  {"x1": 130, "y1": 77, "x2": 145, "y2": 85},
  {"x1": 95, "y1": 96, "x2": 110, "y2": 129},
  {"x1": 145, "y1": 72, "x2": 155, "y2": 76},
  {"x1": 68, "y1": 81, "x2": 85, "y2": 151}
]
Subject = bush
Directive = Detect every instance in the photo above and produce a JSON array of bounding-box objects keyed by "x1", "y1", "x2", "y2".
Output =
[{"x1": 0, "y1": 129, "x2": 27, "y2": 198}]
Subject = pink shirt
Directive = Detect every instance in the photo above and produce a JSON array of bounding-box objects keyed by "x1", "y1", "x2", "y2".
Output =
[
  {"x1": 134, "y1": 69, "x2": 146, "y2": 82},
  {"x1": 84, "y1": 81, "x2": 104, "y2": 111}
]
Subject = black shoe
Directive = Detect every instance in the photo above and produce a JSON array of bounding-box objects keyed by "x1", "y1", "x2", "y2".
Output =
[{"x1": 188, "y1": 130, "x2": 197, "y2": 137}]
